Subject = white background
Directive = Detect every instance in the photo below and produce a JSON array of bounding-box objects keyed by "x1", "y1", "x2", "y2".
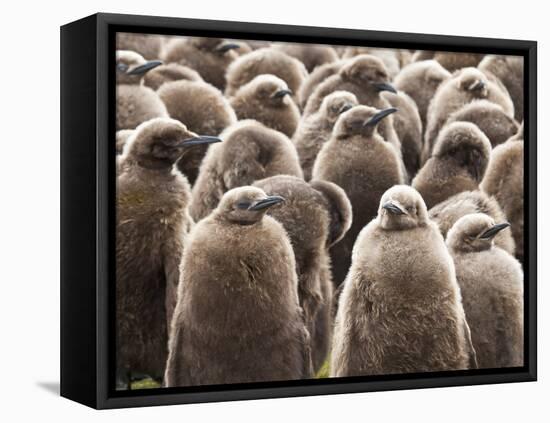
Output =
[{"x1": 0, "y1": 0, "x2": 546, "y2": 420}]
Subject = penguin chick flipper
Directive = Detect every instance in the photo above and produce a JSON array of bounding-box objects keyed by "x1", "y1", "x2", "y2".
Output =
[
  {"x1": 298, "y1": 263, "x2": 323, "y2": 324},
  {"x1": 462, "y1": 317, "x2": 478, "y2": 369},
  {"x1": 162, "y1": 237, "x2": 184, "y2": 328}
]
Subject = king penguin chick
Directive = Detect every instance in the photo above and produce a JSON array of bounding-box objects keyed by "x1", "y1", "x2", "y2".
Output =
[
  {"x1": 164, "y1": 186, "x2": 313, "y2": 386},
  {"x1": 413, "y1": 122, "x2": 491, "y2": 209},
  {"x1": 116, "y1": 117, "x2": 222, "y2": 382},
  {"x1": 423, "y1": 67, "x2": 513, "y2": 162},
  {"x1": 117, "y1": 33, "x2": 164, "y2": 60},
  {"x1": 297, "y1": 60, "x2": 344, "y2": 110},
  {"x1": 143, "y1": 63, "x2": 203, "y2": 91},
  {"x1": 293, "y1": 91, "x2": 358, "y2": 180},
  {"x1": 429, "y1": 190, "x2": 515, "y2": 255},
  {"x1": 479, "y1": 55, "x2": 524, "y2": 122},
  {"x1": 342, "y1": 47, "x2": 412, "y2": 79},
  {"x1": 303, "y1": 55, "x2": 402, "y2": 156},
  {"x1": 253, "y1": 176, "x2": 352, "y2": 372},
  {"x1": 273, "y1": 42, "x2": 339, "y2": 72},
  {"x1": 157, "y1": 79, "x2": 237, "y2": 184},
  {"x1": 225, "y1": 47, "x2": 308, "y2": 99},
  {"x1": 447, "y1": 213, "x2": 523, "y2": 368},
  {"x1": 116, "y1": 50, "x2": 167, "y2": 130},
  {"x1": 190, "y1": 120, "x2": 303, "y2": 221},
  {"x1": 331, "y1": 185, "x2": 477, "y2": 376},
  {"x1": 413, "y1": 51, "x2": 485, "y2": 72},
  {"x1": 230, "y1": 74, "x2": 301, "y2": 137},
  {"x1": 382, "y1": 91, "x2": 423, "y2": 177},
  {"x1": 393, "y1": 60, "x2": 451, "y2": 132},
  {"x1": 481, "y1": 137, "x2": 524, "y2": 263},
  {"x1": 446, "y1": 100, "x2": 519, "y2": 148},
  {"x1": 312, "y1": 106, "x2": 405, "y2": 286},
  {"x1": 162, "y1": 37, "x2": 241, "y2": 90}
]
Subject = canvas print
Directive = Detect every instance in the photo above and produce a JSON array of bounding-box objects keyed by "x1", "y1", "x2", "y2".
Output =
[{"x1": 115, "y1": 32, "x2": 524, "y2": 391}]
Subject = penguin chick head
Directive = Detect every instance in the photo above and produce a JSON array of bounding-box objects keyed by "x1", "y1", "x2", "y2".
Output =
[
  {"x1": 215, "y1": 186, "x2": 285, "y2": 225},
  {"x1": 237, "y1": 74, "x2": 293, "y2": 108},
  {"x1": 124, "y1": 117, "x2": 221, "y2": 170},
  {"x1": 433, "y1": 121, "x2": 492, "y2": 182},
  {"x1": 455, "y1": 67, "x2": 489, "y2": 98},
  {"x1": 116, "y1": 50, "x2": 162, "y2": 85},
  {"x1": 189, "y1": 37, "x2": 241, "y2": 55},
  {"x1": 378, "y1": 185, "x2": 429, "y2": 230},
  {"x1": 447, "y1": 213, "x2": 510, "y2": 252},
  {"x1": 320, "y1": 91, "x2": 359, "y2": 124},
  {"x1": 340, "y1": 55, "x2": 397, "y2": 94},
  {"x1": 333, "y1": 105, "x2": 398, "y2": 139}
]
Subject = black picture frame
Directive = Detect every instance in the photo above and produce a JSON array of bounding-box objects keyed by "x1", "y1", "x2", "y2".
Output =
[{"x1": 60, "y1": 12, "x2": 537, "y2": 409}]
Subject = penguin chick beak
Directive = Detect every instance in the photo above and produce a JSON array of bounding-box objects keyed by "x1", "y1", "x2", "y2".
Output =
[
  {"x1": 469, "y1": 80, "x2": 486, "y2": 91},
  {"x1": 365, "y1": 108, "x2": 398, "y2": 127},
  {"x1": 338, "y1": 102, "x2": 355, "y2": 114},
  {"x1": 272, "y1": 89, "x2": 293, "y2": 99},
  {"x1": 248, "y1": 195, "x2": 285, "y2": 211},
  {"x1": 216, "y1": 43, "x2": 240, "y2": 53},
  {"x1": 127, "y1": 60, "x2": 163, "y2": 76},
  {"x1": 479, "y1": 222, "x2": 511, "y2": 239},
  {"x1": 374, "y1": 82, "x2": 397, "y2": 94},
  {"x1": 382, "y1": 201, "x2": 405, "y2": 215},
  {"x1": 178, "y1": 135, "x2": 222, "y2": 147}
]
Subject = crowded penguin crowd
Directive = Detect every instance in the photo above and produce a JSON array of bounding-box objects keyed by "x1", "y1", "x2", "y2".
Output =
[{"x1": 115, "y1": 33, "x2": 524, "y2": 389}]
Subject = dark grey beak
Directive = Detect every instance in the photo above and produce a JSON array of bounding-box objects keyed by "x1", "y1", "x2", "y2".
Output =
[
  {"x1": 248, "y1": 195, "x2": 285, "y2": 211},
  {"x1": 479, "y1": 222, "x2": 510, "y2": 239},
  {"x1": 216, "y1": 43, "x2": 240, "y2": 53},
  {"x1": 338, "y1": 102, "x2": 355, "y2": 114},
  {"x1": 272, "y1": 89, "x2": 293, "y2": 99},
  {"x1": 469, "y1": 80, "x2": 486, "y2": 91},
  {"x1": 365, "y1": 108, "x2": 398, "y2": 127},
  {"x1": 382, "y1": 201, "x2": 405, "y2": 215},
  {"x1": 127, "y1": 60, "x2": 163, "y2": 76},
  {"x1": 374, "y1": 82, "x2": 397, "y2": 94},
  {"x1": 178, "y1": 135, "x2": 222, "y2": 147}
]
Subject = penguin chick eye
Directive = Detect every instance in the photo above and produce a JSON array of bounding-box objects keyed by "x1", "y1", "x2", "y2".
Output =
[
  {"x1": 117, "y1": 63, "x2": 129, "y2": 73},
  {"x1": 236, "y1": 201, "x2": 251, "y2": 210}
]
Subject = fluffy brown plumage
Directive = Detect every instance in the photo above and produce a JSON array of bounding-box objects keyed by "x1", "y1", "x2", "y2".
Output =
[
  {"x1": 447, "y1": 213, "x2": 523, "y2": 368},
  {"x1": 225, "y1": 48, "x2": 308, "y2": 99},
  {"x1": 253, "y1": 176, "x2": 352, "y2": 372},
  {"x1": 413, "y1": 51, "x2": 485, "y2": 72},
  {"x1": 293, "y1": 91, "x2": 358, "y2": 180},
  {"x1": 423, "y1": 67, "x2": 513, "y2": 162},
  {"x1": 312, "y1": 105, "x2": 405, "y2": 286},
  {"x1": 116, "y1": 129, "x2": 134, "y2": 155},
  {"x1": 116, "y1": 117, "x2": 221, "y2": 381},
  {"x1": 190, "y1": 120, "x2": 303, "y2": 221},
  {"x1": 481, "y1": 138, "x2": 524, "y2": 262},
  {"x1": 143, "y1": 63, "x2": 203, "y2": 91},
  {"x1": 331, "y1": 185, "x2": 477, "y2": 376},
  {"x1": 297, "y1": 60, "x2": 343, "y2": 110},
  {"x1": 164, "y1": 186, "x2": 312, "y2": 386},
  {"x1": 230, "y1": 74, "x2": 301, "y2": 137},
  {"x1": 413, "y1": 122, "x2": 492, "y2": 209},
  {"x1": 274, "y1": 42, "x2": 339, "y2": 72},
  {"x1": 429, "y1": 190, "x2": 515, "y2": 255},
  {"x1": 157, "y1": 80, "x2": 237, "y2": 184},
  {"x1": 162, "y1": 37, "x2": 241, "y2": 90},
  {"x1": 342, "y1": 47, "x2": 412, "y2": 78},
  {"x1": 117, "y1": 33, "x2": 164, "y2": 60}
]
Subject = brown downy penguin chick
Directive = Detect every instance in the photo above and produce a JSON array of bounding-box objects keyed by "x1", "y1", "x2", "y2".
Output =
[
  {"x1": 230, "y1": 74, "x2": 301, "y2": 137},
  {"x1": 303, "y1": 55, "x2": 401, "y2": 155},
  {"x1": 253, "y1": 176, "x2": 352, "y2": 372},
  {"x1": 117, "y1": 33, "x2": 164, "y2": 60},
  {"x1": 190, "y1": 120, "x2": 303, "y2": 221},
  {"x1": 312, "y1": 106, "x2": 405, "y2": 286},
  {"x1": 116, "y1": 117, "x2": 222, "y2": 382},
  {"x1": 423, "y1": 67, "x2": 514, "y2": 162},
  {"x1": 297, "y1": 60, "x2": 344, "y2": 109},
  {"x1": 116, "y1": 50, "x2": 167, "y2": 130},
  {"x1": 510, "y1": 121, "x2": 523, "y2": 142},
  {"x1": 413, "y1": 51, "x2": 485, "y2": 72},
  {"x1": 142, "y1": 63, "x2": 203, "y2": 91},
  {"x1": 413, "y1": 122, "x2": 491, "y2": 209},
  {"x1": 157, "y1": 80, "x2": 237, "y2": 184},
  {"x1": 162, "y1": 37, "x2": 241, "y2": 90},
  {"x1": 164, "y1": 186, "x2": 312, "y2": 386},
  {"x1": 479, "y1": 55, "x2": 524, "y2": 122},
  {"x1": 393, "y1": 60, "x2": 451, "y2": 132},
  {"x1": 446, "y1": 100, "x2": 519, "y2": 148},
  {"x1": 429, "y1": 190, "x2": 515, "y2": 256},
  {"x1": 273, "y1": 42, "x2": 339, "y2": 72},
  {"x1": 116, "y1": 129, "x2": 134, "y2": 155},
  {"x1": 481, "y1": 138, "x2": 524, "y2": 263},
  {"x1": 293, "y1": 91, "x2": 358, "y2": 180},
  {"x1": 342, "y1": 47, "x2": 412, "y2": 79},
  {"x1": 331, "y1": 185, "x2": 477, "y2": 376},
  {"x1": 447, "y1": 213, "x2": 523, "y2": 368},
  {"x1": 382, "y1": 91, "x2": 423, "y2": 177},
  {"x1": 225, "y1": 48, "x2": 308, "y2": 99}
]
